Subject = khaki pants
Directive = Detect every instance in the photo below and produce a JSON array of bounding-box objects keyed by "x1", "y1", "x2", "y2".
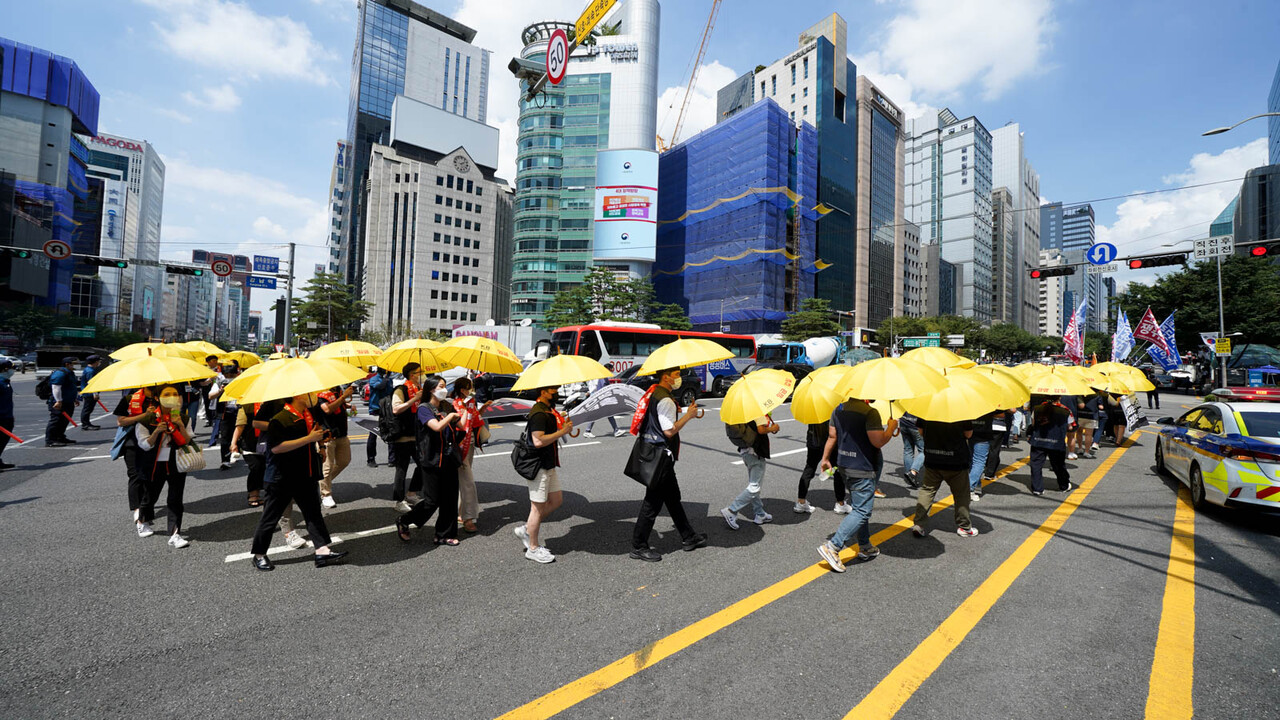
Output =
[
  {"x1": 457, "y1": 443, "x2": 478, "y2": 522},
  {"x1": 320, "y1": 437, "x2": 351, "y2": 497},
  {"x1": 912, "y1": 466, "x2": 972, "y2": 530}
]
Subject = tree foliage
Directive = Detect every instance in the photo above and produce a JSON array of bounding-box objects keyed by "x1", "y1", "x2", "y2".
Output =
[
  {"x1": 0, "y1": 303, "x2": 145, "y2": 351},
  {"x1": 290, "y1": 272, "x2": 373, "y2": 342},
  {"x1": 359, "y1": 319, "x2": 447, "y2": 348},
  {"x1": 780, "y1": 298, "x2": 843, "y2": 341},
  {"x1": 543, "y1": 267, "x2": 692, "y2": 330}
]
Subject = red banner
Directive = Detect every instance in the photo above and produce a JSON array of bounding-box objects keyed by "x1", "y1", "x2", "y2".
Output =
[{"x1": 1133, "y1": 307, "x2": 1171, "y2": 356}]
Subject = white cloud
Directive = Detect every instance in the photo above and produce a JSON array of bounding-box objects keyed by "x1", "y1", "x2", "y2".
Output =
[
  {"x1": 141, "y1": 0, "x2": 335, "y2": 85},
  {"x1": 163, "y1": 156, "x2": 320, "y2": 215},
  {"x1": 1097, "y1": 137, "x2": 1267, "y2": 290},
  {"x1": 656, "y1": 61, "x2": 739, "y2": 147},
  {"x1": 182, "y1": 83, "x2": 242, "y2": 111},
  {"x1": 155, "y1": 107, "x2": 193, "y2": 124},
  {"x1": 849, "y1": 50, "x2": 934, "y2": 123},
  {"x1": 251, "y1": 216, "x2": 290, "y2": 240}
]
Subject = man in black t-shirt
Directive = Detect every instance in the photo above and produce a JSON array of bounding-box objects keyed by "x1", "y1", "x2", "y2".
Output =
[
  {"x1": 1029, "y1": 395, "x2": 1073, "y2": 495},
  {"x1": 911, "y1": 419, "x2": 977, "y2": 537}
]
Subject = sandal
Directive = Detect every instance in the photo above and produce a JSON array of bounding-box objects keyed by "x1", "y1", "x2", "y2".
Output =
[
  {"x1": 462, "y1": 520, "x2": 478, "y2": 533},
  {"x1": 248, "y1": 492, "x2": 261, "y2": 507},
  {"x1": 395, "y1": 518, "x2": 412, "y2": 542},
  {"x1": 433, "y1": 537, "x2": 460, "y2": 546}
]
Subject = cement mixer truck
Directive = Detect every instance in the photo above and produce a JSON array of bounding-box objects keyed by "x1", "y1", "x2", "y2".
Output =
[{"x1": 755, "y1": 336, "x2": 843, "y2": 369}]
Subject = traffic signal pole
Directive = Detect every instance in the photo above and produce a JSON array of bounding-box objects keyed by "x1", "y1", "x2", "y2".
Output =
[
  {"x1": 1217, "y1": 255, "x2": 1227, "y2": 388},
  {"x1": 282, "y1": 241, "x2": 295, "y2": 353}
]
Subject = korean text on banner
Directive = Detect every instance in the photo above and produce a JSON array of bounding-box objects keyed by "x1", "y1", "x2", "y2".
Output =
[
  {"x1": 575, "y1": 0, "x2": 619, "y2": 40},
  {"x1": 593, "y1": 149, "x2": 658, "y2": 262}
]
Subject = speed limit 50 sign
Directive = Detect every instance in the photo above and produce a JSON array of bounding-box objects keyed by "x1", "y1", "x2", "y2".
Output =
[
  {"x1": 210, "y1": 259, "x2": 234, "y2": 277},
  {"x1": 546, "y1": 28, "x2": 569, "y2": 85}
]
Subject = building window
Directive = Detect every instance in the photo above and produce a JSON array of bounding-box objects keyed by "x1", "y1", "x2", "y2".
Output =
[
  {"x1": 454, "y1": 236, "x2": 461, "y2": 246},
  {"x1": 430, "y1": 309, "x2": 438, "y2": 318},
  {"x1": 474, "y1": 242, "x2": 481, "y2": 251},
  {"x1": 395, "y1": 173, "x2": 400, "y2": 183},
  {"x1": 470, "y1": 313, "x2": 477, "y2": 321},
  {"x1": 463, "y1": 257, "x2": 470, "y2": 267},
  {"x1": 442, "y1": 253, "x2": 450, "y2": 262},
  {"x1": 435, "y1": 195, "x2": 442, "y2": 205},
  {"x1": 475, "y1": 204, "x2": 482, "y2": 214},
  {"x1": 803, "y1": 57, "x2": 809, "y2": 78},
  {"x1": 431, "y1": 270, "x2": 439, "y2": 280},
  {"x1": 802, "y1": 105, "x2": 808, "y2": 115},
  {"x1": 790, "y1": 94, "x2": 795, "y2": 103},
  {"x1": 433, "y1": 232, "x2": 441, "y2": 242},
  {"x1": 464, "y1": 220, "x2": 472, "y2": 230},
  {"x1": 465, "y1": 202, "x2": 472, "y2": 211},
  {"x1": 467, "y1": 180, "x2": 474, "y2": 193},
  {"x1": 445, "y1": 217, "x2": 452, "y2": 226},
  {"x1": 791, "y1": 65, "x2": 796, "y2": 84},
  {"x1": 463, "y1": 56, "x2": 471, "y2": 116},
  {"x1": 434, "y1": 213, "x2": 442, "y2": 223},
  {"x1": 430, "y1": 290, "x2": 438, "y2": 299},
  {"x1": 771, "y1": 75, "x2": 776, "y2": 95},
  {"x1": 475, "y1": 187, "x2": 483, "y2": 197},
  {"x1": 432, "y1": 252, "x2": 440, "y2": 261},
  {"x1": 471, "y1": 295, "x2": 478, "y2": 304},
  {"x1": 436, "y1": 176, "x2": 443, "y2": 186},
  {"x1": 760, "y1": 81, "x2": 766, "y2": 98},
  {"x1": 790, "y1": 111, "x2": 795, "y2": 121},
  {"x1": 471, "y1": 276, "x2": 478, "y2": 286},
  {"x1": 464, "y1": 238, "x2": 472, "y2": 248},
  {"x1": 414, "y1": 173, "x2": 418, "y2": 182},
  {"x1": 803, "y1": 87, "x2": 808, "y2": 97}
]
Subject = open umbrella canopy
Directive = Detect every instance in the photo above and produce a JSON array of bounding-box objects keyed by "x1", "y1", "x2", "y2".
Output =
[
  {"x1": 838, "y1": 357, "x2": 949, "y2": 402},
  {"x1": 1022, "y1": 367, "x2": 1095, "y2": 396},
  {"x1": 790, "y1": 365, "x2": 858, "y2": 424},
  {"x1": 111, "y1": 342, "x2": 191, "y2": 361},
  {"x1": 636, "y1": 338, "x2": 733, "y2": 376},
  {"x1": 719, "y1": 368, "x2": 796, "y2": 424},
  {"x1": 1010, "y1": 362, "x2": 1047, "y2": 379},
  {"x1": 376, "y1": 338, "x2": 447, "y2": 375},
  {"x1": 961, "y1": 366, "x2": 1030, "y2": 410},
  {"x1": 1089, "y1": 374, "x2": 1133, "y2": 395},
  {"x1": 901, "y1": 346, "x2": 976, "y2": 370},
  {"x1": 433, "y1": 335, "x2": 523, "y2": 374},
  {"x1": 223, "y1": 358, "x2": 368, "y2": 404},
  {"x1": 312, "y1": 340, "x2": 383, "y2": 369},
  {"x1": 900, "y1": 371, "x2": 1002, "y2": 422},
  {"x1": 180, "y1": 340, "x2": 226, "y2": 361},
  {"x1": 218, "y1": 350, "x2": 262, "y2": 368},
  {"x1": 512, "y1": 354, "x2": 613, "y2": 391},
  {"x1": 82, "y1": 355, "x2": 216, "y2": 395}
]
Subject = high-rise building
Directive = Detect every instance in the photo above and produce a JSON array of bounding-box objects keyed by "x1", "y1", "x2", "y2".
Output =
[
  {"x1": 904, "y1": 108, "x2": 994, "y2": 324},
  {"x1": 325, "y1": 140, "x2": 349, "y2": 275},
  {"x1": 83, "y1": 133, "x2": 165, "y2": 335},
  {"x1": 1270, "y1": 59, "x2": 1280, "y2": 166},
  {"x1": 715, "y1": 15, "x2": 859, "y2": 316},
  {"x1": 853, "y1": 75, "x2": 906, "y2": 327},
  {"x1": 924, "y1": 242, "x2": 958, "y2": 317},
  {"x1": 1037, "y1": 248, "x2": 1067, "y2": 337},
  {"x1": 990, "y1": 124, "x2": 1041, "y2": 333},
  {"x1": 338, "y1": 1, "x2": 492, "y2": 299},
  {"x1": 901, "y1": 220, "x2": 923, "y2": 317},
  {"x1": 1040, "y1": 203, "x2": 1105, "y2": 333},
  {"x1": 510, "y1": 0, "x2": 660, "y2": 323},
  {"x1": 1229, "y1": 165, "x2": 1280, "y2": 249},
  {"x1": 654, "y1": 99, "x2": 818, "y2": 333},
  {"x1": 0, "y1": 38, "x2": 100, "y2": 313},
  {"x1": 991, "y1": 187, "x2": 1017, "y2": 325}
]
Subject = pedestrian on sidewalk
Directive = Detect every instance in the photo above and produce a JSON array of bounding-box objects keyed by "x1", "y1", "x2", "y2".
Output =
[
  {"x1": 79, "y1": 355, "x2": 103, "y2": 430},
  {"x1": 512, "y1": 386, "x2": 573, "y2": 563},
  {"x1": 629, "y1": 368, "x2": 708, "y2": 561},
  {"x1": 898, "y1": 412, "x2": 925, "y2": 489},
  {"x1": 721, "y1": 415, "x2": 780, "y2": 529},
  {"x1": 135, "y1": 385, "x2": 195, "y2": 549},
  {"x1": 0, "y1": 359, "x2": 16, "y2": 471},
  {"x1": 45, "y1": 356, "x2": 80, "y2": 446},
  {"x1": 795, "y1": 420, "x2": 847, "y2": 514},
  {"x1": 390, "y1": 363, "x2": 427, "y2": 512},
  {"x1": 365, "y1": 366, "x2": 393, "y2": 467},
  {"x1": 816, "y1": 399, "x2": 897, "y2": 572},
  {"x1": 451, "y1": 376, "x2": 489, "y2": 533},
  {"x1": 395, "y1": 375, "x2": 464, "y2": 547},
  {"x1": 315, "y1": 385, "x2": 353, "y2": 508},
  {"x1": 909, "y1": 418, "x2": 977, "y2": 538},
  {"x1": 1029, "y1": 395, "x2": 1073, "y2": 496}
]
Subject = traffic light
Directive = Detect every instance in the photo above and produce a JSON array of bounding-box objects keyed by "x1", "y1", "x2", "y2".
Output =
[
  {"x1": 1249, "y1": 242, "x2": 1277, "y2": 258},
  {"x1": 1030, "y1": 266, "x2": 1075, "y2": 279},
  {"x1": 1127, "y1": 253, "x2": 1187, "y2": 270},
  {"x1": 166, "y1": 265, "x2": 204, "y2": 276},
  {"x1": 82, "y1": 256, "x2": 128, "y2": 269},
  {"x1": 2, "y1": 248, "x2": 33, "y2": 259}
]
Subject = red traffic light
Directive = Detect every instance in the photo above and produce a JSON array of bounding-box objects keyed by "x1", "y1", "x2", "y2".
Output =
[
  {"x1": 1127, "y1": 253, "x2": 1186, "y2": 270},
  {"x1": 1031, "y1": 269, "x2": 1042, "y2": 279},
  {"x1": 1129, "y1": 259, "x2": 1143, "y2": 269},
  {"x1": 1251, "y1": 245, "x2": 1269, "y2": 257}
]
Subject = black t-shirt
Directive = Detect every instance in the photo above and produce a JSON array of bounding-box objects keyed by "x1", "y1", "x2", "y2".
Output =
[
  {"x1": 1031, "y1": 402, "x2": 1071, "y2": 451},
  {"x1": 527, "y1": 401, "x2": 559, "y2": 469},
  {"x1": 920, "y1": 419, "x2": 972, "y2": 470},
  {"x1": 313, "y1": 391, "x2": 349, "y2": 438},
  {"x1": 970, "y1": 412, "x2": 995, "y2": 439},
  {"x1": 267, "y1": 406, "x2": 321, "y2": 483},
  {"x1": 113, "y1": 392, "x2": 155, "y2": 448}
]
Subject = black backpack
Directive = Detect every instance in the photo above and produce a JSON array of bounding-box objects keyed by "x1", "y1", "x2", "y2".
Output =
[
  {"x1": 376, "y1": 395, "x2": 398, "y2": 441},
  {"x1": 35, "y1": 375, "x2": 53, "y2": 400}
]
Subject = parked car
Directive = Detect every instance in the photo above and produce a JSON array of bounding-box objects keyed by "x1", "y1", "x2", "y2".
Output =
[
  {"x1": 1153, "y1": 395, "x2": 1280, "y2": 512},
  {"x1": 0, "y1": 354, "x2": 33, "y2": 372},
  {"x1": 610, "y1": 365, "x2": 700, "y2": 407}
]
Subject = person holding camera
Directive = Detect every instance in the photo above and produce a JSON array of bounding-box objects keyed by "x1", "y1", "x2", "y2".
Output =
[{"x1": 395, "y1": 375, "x2": 464, "y2": 546}]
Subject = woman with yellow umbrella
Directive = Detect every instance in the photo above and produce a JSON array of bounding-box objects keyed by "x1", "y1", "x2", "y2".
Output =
[{"x1": 717, "y1": 368, "x2": 793, "y2": 530}]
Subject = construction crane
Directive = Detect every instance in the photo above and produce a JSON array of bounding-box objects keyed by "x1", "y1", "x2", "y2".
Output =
[{"x1": 656, "y1": 0, "x2": 722, "y2": 152}]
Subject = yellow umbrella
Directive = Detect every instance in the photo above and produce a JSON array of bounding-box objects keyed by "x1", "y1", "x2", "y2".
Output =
[
  {"x1": 1089, "y1": 373, "x2": 1133, "y2": 395},
  {"x1": 218, "y1": 350, "x2": 262, "y2": 368},
  {"x1": 900, "y1": 371, "x2": 1002, "y2": 423},
  {"x1": 868, "y1": 398, "x2": 908, "y2": 420},
  {"x1": 636, "y1": 338, "x2": 733, "y2": 376},
  {"x1": 838, "y1": 357, "x2": 949, "y2": 402},
  {"x1": 433, "y1": 335, "x2": 523, "y2": 374},
  {"x1": 790, "y1": 365, "x2": 858, "y2": 424},
  {"x1": 1092, "y1": 361, "x2": 1143, "y2": 378},
  {"x1": 512, "y1": 354, "x2": 613, "y2": 391},
  {"x1": 1011, "y1": 362, "x2": 1046, "y2": 379},
  {"x1": 719, "y1": 368, "x2": 796, "y2": 424},
  {"x1": 111, "y1": 342, "x2": 190, "y2": 361},
  {"x1": 1022, "y1": 367, "x2": 1095, "y2": 396},
  {"x1": 961, "y1": 365, "x2": 1031, "y2": 410},
  {"x1": 376, "y1": 338, "x2": 448, "y2": 375},
  {"x1": 225, "y1": 358, "x2": 369, "y2": 404},
  {"x1": 82, "y1": 355, "x2": 216, "y2": 394},
  {"x1": 312, "y1": 340, "x2": 383, "y2": 369},
  {"x1": 181, "y1": 340, "x2": 226, "y2": 361},
  {"x1": 901, "y1": 346, "x2": 976, "y2": 370}
]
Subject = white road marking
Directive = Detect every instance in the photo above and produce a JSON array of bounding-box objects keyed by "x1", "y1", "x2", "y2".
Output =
[
  {"x1": 224, "y1": 533, "x2": 350, "y2": 563},
  {"x1": 474, "y1": 440, "x2": 600, "y2": 458},
  {"x1": 730, "y1": 447, "x2": 808, "y2": 465}
]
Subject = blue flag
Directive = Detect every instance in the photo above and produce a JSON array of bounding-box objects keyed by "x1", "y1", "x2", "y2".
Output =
[
  {"x1": 1148, "y1": 312, "x2": 1180, "y2": 371},
  {"x1": 1113, "y1": 309, "x2": 1135, "y2": 361}
]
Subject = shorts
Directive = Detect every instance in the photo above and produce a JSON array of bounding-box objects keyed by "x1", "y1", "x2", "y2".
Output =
[
  {"x1": 528, "y1": 468, "x2": 560, "y2": 503},
  {"x1": 1078, "y1": 418, "x2": 1097, "y2": 430}
]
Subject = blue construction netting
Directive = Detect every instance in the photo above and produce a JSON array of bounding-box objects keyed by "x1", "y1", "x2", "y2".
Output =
[{"x1": 655, "y1": 100, "x2": 819, "y2": 333}]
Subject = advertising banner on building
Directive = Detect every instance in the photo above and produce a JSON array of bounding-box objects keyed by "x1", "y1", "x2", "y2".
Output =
[{"x1": 593, "y1": 149, "x2": 658, "y2": 262}]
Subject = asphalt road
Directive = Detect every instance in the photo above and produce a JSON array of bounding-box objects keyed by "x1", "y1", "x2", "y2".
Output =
[{"x1": 1, "y1": 380, "x2": 1277, "y2": 719}]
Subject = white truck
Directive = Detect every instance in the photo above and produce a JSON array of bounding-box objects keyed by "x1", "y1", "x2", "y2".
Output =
[{"x1": 754, "y1": 336, "x2": 843, "y2": 368}]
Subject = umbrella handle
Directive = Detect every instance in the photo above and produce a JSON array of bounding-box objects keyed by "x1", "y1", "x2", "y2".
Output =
[
  {"x1": 694, "y1": 408, "x2": 705, "y2": 419},
  {"x1": 568, "y1": 428, "x2": 580, "y2": 439}
]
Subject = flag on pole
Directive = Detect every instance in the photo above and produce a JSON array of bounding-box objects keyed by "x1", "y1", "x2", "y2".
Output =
[
  {"x1": 1073, "y1": 297, "x2": 1088, "y2": 353},
  {"x1": 1147, "y1": 312, "x2": 1180, "y2": 371},
  {"x1": 1064, "y1": 301, "x2": 1085, "y2": 363},
  {"x1": 1133, "y1": 307, "x2": 1172, "y2": 356},
  {"x1": 1113, "y1": 309, "x2": 1135, "y2": 361}
]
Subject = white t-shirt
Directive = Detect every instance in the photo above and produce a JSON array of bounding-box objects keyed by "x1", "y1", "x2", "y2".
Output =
[{"x1": 656, "y1": 397, "x2": 677, "y2": 432}]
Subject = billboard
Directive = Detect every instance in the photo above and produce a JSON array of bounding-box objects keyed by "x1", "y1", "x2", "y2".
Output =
[{"x1": 593, "y1": 149, "x2": 658, "y2": 262}]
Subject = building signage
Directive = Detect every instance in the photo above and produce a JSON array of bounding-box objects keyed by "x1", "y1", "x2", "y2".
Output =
[
  {"x1": 575, "y1": 0, "x2": 619, "y2": 41},
  {"x1": 246, "y1": 275, "x2": 277, "y2": 290},
  {"x1": 593, "y1": 149, "x2": 658, "y2": 263},
  {"x1": 91, "y1": 136, "x2": 144, "y2": 153},
  {"x1": 253, "y1": 255, "x2": 280, "y2": 273}
]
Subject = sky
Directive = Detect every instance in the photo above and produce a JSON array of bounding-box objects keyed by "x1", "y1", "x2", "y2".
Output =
[{"x1": 8, "y1": 0, "x2": 1280, "y2": 321}]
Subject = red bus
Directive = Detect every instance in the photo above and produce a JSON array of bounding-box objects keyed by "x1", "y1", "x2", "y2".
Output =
[{"x1": 550, "y1": 322, "x2": 756, "y2": 394}]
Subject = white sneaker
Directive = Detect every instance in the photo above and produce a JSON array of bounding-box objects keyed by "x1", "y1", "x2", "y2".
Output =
[
  {"x1": 136, "y1": 522, "x2": 155, "y2": 538},
  {"x1": 753, "y1": 512, "x2": 773, "y2": 525},
  {"x1": 1091, "y1": 443, "x2": 1100, "y2": 451},
  {"x1": 720, "y1": 507, "x2": 740, "y2": 530},
  {"x1": 514, "y1": 524, "x2": 531, "y2": 550},
  {"x1": 957, "y1": 527, "x2": 979, "y2": 537},
  {"x1": 857, "y1": 544, "x2": 880, "y2": 560},
  {"x1": 793, "y1": 500, "x2": 815, "y2": 514},
  {"x1": 285, "y1": 530, "x2": 307, "y2": 549},
  {"x1": 1067, "y1": 452, "x2": 1078, "y2": 460},
  {"x1": 525, "y1": 546, "x2": 555, "y2": 564},
  {"x1": 613, "y1": 429, "x2": 629, "y2": 437},
  {"x1": 395, "y1": 500, "x2": 412, "y2": 513},
  {"x1": 132, "y1": 509, "x2": 140, "y2": 523},
  {"x1": 583, "y1": 431, "x2": 596, "y2": 438},
  {"x1": 168, "y1": 533, "x2": 190, "y2": 549},
  {"x1": 834, "y1": 502, "x2": 852, "y2": 515},
  {"x1": 321, "y1": 495, "x2": 337, "y2": 509},
  {"x1": 818, "y1": 542, "x2": 845, "y2": 573}
]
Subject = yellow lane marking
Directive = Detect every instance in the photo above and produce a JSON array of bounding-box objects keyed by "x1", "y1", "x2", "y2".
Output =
[
  {"x1": 844, "y1": 441, "x2": 1132, "y2": 720},
  {"x1": 1144, "y1": 485, "x2": 1196, "y2": 719},
  {"x1": 494, "y1": 458, "x2": 1029, "y2": 720}
]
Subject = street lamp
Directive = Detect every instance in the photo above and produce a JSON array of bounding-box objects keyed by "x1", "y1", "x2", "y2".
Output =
[
  {"x1": 719, "y1": 296, "x2": 749, "y2": 331},
  {"x1": 1201, "y1": 111, "x2": 1280, "y2": 136}
]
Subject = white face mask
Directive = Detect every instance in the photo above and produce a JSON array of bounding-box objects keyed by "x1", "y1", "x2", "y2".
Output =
[
  {"x1": 159, "y1": 396, "x2": 182, "y2": 409},
  {"x1": 671, "y1": 376, "x2": 683, "y2": 390},
  {"x1": 433, "y1": 387, "x2": 448, "y2": 401}
]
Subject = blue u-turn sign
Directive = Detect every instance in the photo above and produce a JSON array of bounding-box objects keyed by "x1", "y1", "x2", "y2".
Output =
[{"x1": 1087, "y1": 242, "x2": 1118, "y2": 265}]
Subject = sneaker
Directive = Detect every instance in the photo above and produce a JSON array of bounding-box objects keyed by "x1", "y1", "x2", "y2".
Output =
[
  {"x1": 857, "y1": 544, "x2": 881, "y2": 560},
  {"x1": 720, "y1": 507, "x2": 740, "y2": 530},
  {"x1": 834, "y1": 502, "x2": 852, "y2": 515},
  {"x1": 1057, "y1": 482, "x2": 1075, "y2": 493},
  {"x1": 285, "y1": 530, "x2": 306, "y2": 549},
  {"x1": 1067, "y1": 452, "x2": 1078, "y2": 460},
  {"x1": 514, "y1": 524, "x2": 531, "y2": 550},
  {"x1": 753, "y1": 512, "x2": 773, "y2": 525},
  {"x1": 904, "y1": 472, "x2": 920, "y2": 490},
  {"x1": 321, "y1": 495, "x2": 337, "y2": 509},
  {"x1": 583, "y1": 431, "x2": 596, "y2": 438},
  {"x1": 630, "y1": 546, "x2": 662, "y2": 562},
  {"x1": 219, "y1": 463, "x2": 231, "y2": 471},
  {"x1": 793, "y1": 500, "x2": 815, "y2": 514},
  {"x1": 818, "y1": 542, "x2": 846, "y2": 573},
  {"x1": 970, "y1": 489, "x2": 982, "y2": 502},
  {"x1": 873, "y1": 488, "x2": 887, "y2": 498},
  {"x1": 956, "y1": 527, "x2": 979, "y2": 537},
  {"x1": 367, "y1": 460, "x2": 378, "y2": 468},
  {"x1": 910, "y1": 524, "x2": 925, "y2": 538},
  {"x1": 525, "y1": 546, "x2": 555, "y2": 564},
  {"x1": 136, "y1": 522, "x2": 155, "y2": 538},
  {"x1": 1032, "y1": 489, "x2": 1045, "y2": 496},
  {"x1": 682, "y1": 533, "x2": 708, "y2": 551},
  {"x1": 168, "y1": 533, "x2": 190, "y2": 549},
  {"x1": 394, "y1": 500, "x2": 412, "y2": 513},
  {"x1": 613, "y1": 429, "x2": 629, "y2": 437},
  {"x1": 1091, "y1": 443, "x2": 1100, "y2": 451}
]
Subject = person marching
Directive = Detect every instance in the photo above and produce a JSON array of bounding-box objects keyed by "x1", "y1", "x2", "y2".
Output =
[
  {"x1": 0, "y1": 359, "x2": 15, "y2": 470},
  {"x1": 513, "y1": 385, "x2": 573, "y2": 563},
  {"x1": 249, "y1": 392, "x2": 347, "y2": 571},
  {"x1": 365, "y1": 366, "x2": 393, "y2": 467},
  {"x1": 1028, "y1": 394, "x2": 1074, "y2": 496},
  {"x1": 898, "y1": 411, "x2": 925, "y2": 489},
  {"x1": 200, "y1": 355, "x2": 220, "y2": 426},
  {"x1": 450, "y1": 376, "x2": 490, "y2": 533},
  {"x1": 389, "y1": 363, "x2": 428, "y2": 512},
  {"x1": 721, "y1": 415, "x2": 780, "y2": 529},
  {"x1": 134, "y1": 385, "x2": 195, "y2": 548},
  {"x1": 394, "y1": 375, "x2": 464, "y2": 547},
  {"x1": 629, "y1": 368, "x2": 708, "y2": 562},
  {"x1": 46, "y1": 356, "x2": 80, "y2": 446},
  {"x1": 316, "y1": 385, "x2": 354, "y2": 508},
  {"x1": 230, "y1": 401, "x2": 266, "y2": 508},
  {"x1": 967, "y1": 410, "x2": 996, "y2": 500},
  {"x1": 909, "y1": 418, "x2": 978, "y2": 538},
  {"x1": 983, "y1": 408, "x2": 1014, "y2": 479},
  {"x1": 816, "y1": 399, "x2": 897, "y2": 573},
  {"x1": 795, "y1": 419, "x2": 847, "y2": 514},
  {"x1": 209, "y1": 360, "x2": 241, "y2": 470},
  {"x1": 79, "y1": 355, "x2": 104, "y2": 430},
  {"x1": 114, "y1": 386, "x2": 160, "y2": 534}
]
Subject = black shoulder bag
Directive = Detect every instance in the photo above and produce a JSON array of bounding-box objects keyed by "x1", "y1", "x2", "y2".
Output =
[
  {"x1": 510, "y1": 413, "x2": 543, "y2": 481},
  {"x1": 623, "y1": 402, "x2": 673, "y2": 487}
]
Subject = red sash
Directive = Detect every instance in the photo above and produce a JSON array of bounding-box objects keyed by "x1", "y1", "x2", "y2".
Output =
[
  {"x1": 402, "y1": 380, "x2": 421, "y2": 412},
  {"x1": 629, "y1": 386, "x2": 657, "y2": 436},
  {"x1": 128, "y1": 389, "x2": 150, "y2": 416},
  {"x1": 284, "y1": 403, "x2": 315, "y2": 433}
]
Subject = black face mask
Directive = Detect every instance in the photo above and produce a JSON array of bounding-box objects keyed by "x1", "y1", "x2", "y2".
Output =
[{"x1": 550, "y1": 393, "x2": 562, "y2": 405}]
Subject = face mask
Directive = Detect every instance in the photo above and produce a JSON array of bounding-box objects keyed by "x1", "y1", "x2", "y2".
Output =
[
  {"x1": 671, "y1": 376, "x2": 683, "y2": 390},
  {"x1": 159, "y1": 396, "x2": 182, "y2": 409},
  {"x1": 0, "y1": 370, "x2": 13, "y2": 380},
  {"x1": 433, "y1": 388, "x2": 448, "y2": 401}
]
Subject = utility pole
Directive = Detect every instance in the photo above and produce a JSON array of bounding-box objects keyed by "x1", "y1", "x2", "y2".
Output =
[
  {"x1": 1216, "y1": 254, "x2": 1227, "y2": 387},
  {"x1": 283, "y1": 241, "x2": 296, "y2": 352}
]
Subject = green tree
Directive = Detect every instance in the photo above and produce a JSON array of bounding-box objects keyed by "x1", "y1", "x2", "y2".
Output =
[
  {"x1": 1082, "y1": 333, "x2": 1110, "y2": 362},
  {"x1": 543, "y1": 267, "x2": 673, "y2": 328},
  {"x1": 0, "y1": 304, "x2": 57, "y2": 350},
  {"x1": 290, "y1": 272, "x2": 372, "y2": 342},
  {"x1": 648, "y1": 302, "x2": 692, "y2": 330},
  {"x1": 359, "y1": 319, "x2": 445, "y2": 347},
  {"x1": 878, "y1": 315, "x2": 928, "y2": 341},
  {"x1": 780, "y1": 297, "x2": 842, "y2": 341}
]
